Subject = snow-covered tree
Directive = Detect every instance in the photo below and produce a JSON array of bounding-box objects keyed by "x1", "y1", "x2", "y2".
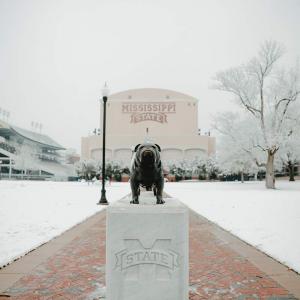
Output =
[
  {"x1": 75, "y1": 159, "x2": 97, "y2": 180},
  {"x1": 278, "y1": 112, "x2": 300, "y2": 181},
  {"x1": 14, "y1": 143, "x2": 39, "y2": 177},
  {"x1": 205, "y1": 155, "x2": 219, "y2": 180},
  {"x1": 168, "y1": 161, "x2": 186, "y2": 181},
  {"x1": 166, "y1": 156, "x2": 218, "y2": 181},
  {"x1": 190, "y1": 157, "x2": 207, "y2": 179},
  {"x1": 217, "y1": 131, "x2": 258, "y2": 182},
  {"x1": 214, "y1": 41, "x2": 300, "y2": 188},
  {"x1": 214, "y1": 112, "x2": 265, "y2": 162},
  {"x1": 213, "y1": 112, "x2": 287, "y2": 182},
  {"x1": 95, "y1": 160, "x2": 130, "y2": 181}
]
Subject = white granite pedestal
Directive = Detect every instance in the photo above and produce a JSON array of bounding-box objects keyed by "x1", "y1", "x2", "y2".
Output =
[{"x1": 106, "y1": 193, "x2": 189, "y2": 300}]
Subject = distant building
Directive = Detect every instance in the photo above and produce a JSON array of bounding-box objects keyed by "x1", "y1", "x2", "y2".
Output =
[
  {"x1": 0, "y1": 120, "x2": 76, "y2": 180},
  {"x1": 64, "y1": 149, "x2": 81, "y2": 164},
  {"x1": 81, "y1": 88, "x2": 216, "y2": 165}
]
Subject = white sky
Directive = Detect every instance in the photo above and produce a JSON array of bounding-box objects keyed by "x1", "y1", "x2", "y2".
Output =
[{"x1": 0, "y1": 0, "x2": 299, "y2": 153}]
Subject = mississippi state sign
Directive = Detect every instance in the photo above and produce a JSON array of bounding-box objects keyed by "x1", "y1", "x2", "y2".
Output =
[{"x1": 122, "y1": 102, "x2": 176, "y2": 124}]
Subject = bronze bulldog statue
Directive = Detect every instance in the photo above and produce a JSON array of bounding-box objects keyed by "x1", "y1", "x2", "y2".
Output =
[{"x1": 130, "y1": 143, "x2": 164, "y2": 204}]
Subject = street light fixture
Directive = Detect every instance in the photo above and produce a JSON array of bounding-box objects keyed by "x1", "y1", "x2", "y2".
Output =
[{"x1": 98, "y1": 83, "x2": 110, "y2": 205}]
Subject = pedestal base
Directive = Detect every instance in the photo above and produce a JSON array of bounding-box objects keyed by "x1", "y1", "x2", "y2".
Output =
[{"x1": 106, "y1": 193, "x2": 189, "y2": 300}]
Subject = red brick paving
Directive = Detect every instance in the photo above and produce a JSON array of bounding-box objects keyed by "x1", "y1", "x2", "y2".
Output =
[{"x1": 2, "y1": 210, "x2": 297, "y2": 299}]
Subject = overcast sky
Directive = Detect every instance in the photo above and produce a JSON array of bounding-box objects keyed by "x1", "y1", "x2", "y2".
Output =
[{"x1": 0, "y1": 0, "x2": 299, "y2": 153}]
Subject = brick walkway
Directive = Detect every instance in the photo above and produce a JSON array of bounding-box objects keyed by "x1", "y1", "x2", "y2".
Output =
[{"x1": 0, "y1": 198, "x2": 299, "y2": 299}]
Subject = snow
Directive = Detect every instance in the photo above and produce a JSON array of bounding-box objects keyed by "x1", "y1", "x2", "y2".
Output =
[
  {"x1": 1, "y1": 179, "x2": 300, "y2": 275},
  {"x1": 0, "y1": 180, "x2": 130, "y2": 268},
  {"x1": 165, "y1": 180, "x2": 300, "y2": 274}
]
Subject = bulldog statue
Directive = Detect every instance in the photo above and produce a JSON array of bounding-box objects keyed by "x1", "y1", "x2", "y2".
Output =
[{"x1": 130, "y1": 143, "x2": 164, "y2": 204}]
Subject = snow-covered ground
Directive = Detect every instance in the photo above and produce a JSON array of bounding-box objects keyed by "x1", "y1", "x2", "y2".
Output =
[
  {"x1": 0, "y1": 180, "x2": 130, "y2": 268},
  {"x1": 165, "y1": 180, "x2": 300, "y2": 274},
  {"x1": 1, "y1": 180, "x2": 299, "y2": 275}
]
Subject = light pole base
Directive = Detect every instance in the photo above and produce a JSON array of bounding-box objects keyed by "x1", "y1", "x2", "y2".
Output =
[{"x1": 97, "y1": 189, "x2": 109, "y2": 205}]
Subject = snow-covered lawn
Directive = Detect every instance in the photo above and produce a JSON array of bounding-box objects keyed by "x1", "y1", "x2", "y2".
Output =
[
  {"x1": 0, "y1": 180, "x2": 130, "y2": 268},
  {"x1": 1, "y1": 180, "x2": 299, "y2": 275},
  {"x1": 165, "y1": 180, "x2": 300, "y2": 274}
]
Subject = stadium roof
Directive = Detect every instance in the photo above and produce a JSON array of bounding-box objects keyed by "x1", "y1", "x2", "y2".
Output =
[{"x1": 0, "y1": 121, "x2": 65, "y2": 150}]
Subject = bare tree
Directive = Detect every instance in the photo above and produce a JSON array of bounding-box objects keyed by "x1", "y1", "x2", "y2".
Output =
[
  {"x1": 14, "y1": 144, "x2": 39, "y2": 177},
  {"x1": 217, "y1": 130, "x2": 258, "y2": 182},
  {"x1": 213, "y1": 112, "x2": 264, "y2": 179},
  {"x1": 214, "y1": 41, "x2": 300, "y2": 188}
]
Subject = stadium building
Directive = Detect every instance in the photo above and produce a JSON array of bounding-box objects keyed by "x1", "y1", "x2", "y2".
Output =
[
  {"x1": 0, "y1": 120, "x2": 76, "y2": 180},
  {"x1": 81, "y1": 88, "x2": 216, "y2": 165}
]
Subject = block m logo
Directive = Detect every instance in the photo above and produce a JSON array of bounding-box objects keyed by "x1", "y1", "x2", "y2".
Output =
[{"x1": 115, "y1": 239, "x2": 180, "y2": 281}]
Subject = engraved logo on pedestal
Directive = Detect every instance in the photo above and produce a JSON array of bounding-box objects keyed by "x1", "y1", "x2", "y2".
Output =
[{"x1": 115, "y1": 239, "x2": 180, "y2": 280}]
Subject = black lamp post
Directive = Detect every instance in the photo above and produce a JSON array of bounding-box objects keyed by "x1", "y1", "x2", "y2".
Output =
[{"x1": 98, "y1": 83, "x2": 109, "y2": 205}]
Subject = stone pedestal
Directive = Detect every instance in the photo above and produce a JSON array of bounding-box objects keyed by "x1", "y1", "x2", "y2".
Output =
[{"x1": 106, "y1": 193, "x2": 189, "y2": 300}]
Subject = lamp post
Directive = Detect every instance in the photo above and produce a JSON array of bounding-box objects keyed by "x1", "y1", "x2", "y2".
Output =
[{"x1": 98, "y1": 83, "x2": 109, "y2": 205}]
